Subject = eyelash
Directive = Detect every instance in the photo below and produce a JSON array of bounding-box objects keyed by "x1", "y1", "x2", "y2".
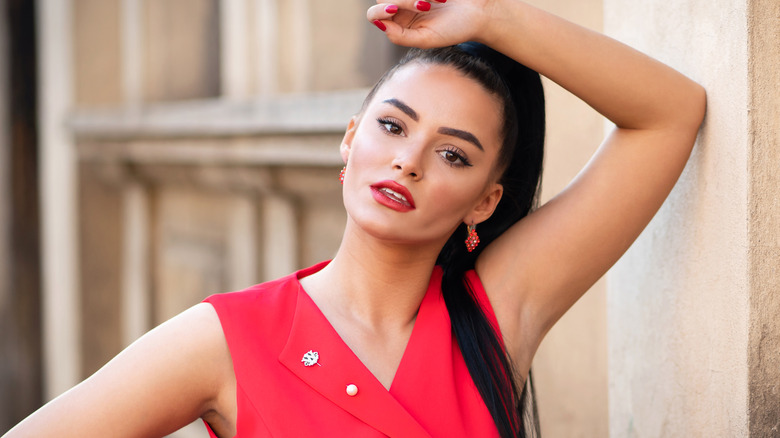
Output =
[
  {"x1": 375, "y1": 117, "x2": 473, "y2": 168},
  {"x1": 440, "y1": 147, "x2": 473, "y2": 168},
  {"x1": 376, "y1": 117, "x2": 404, "y2": 136}
]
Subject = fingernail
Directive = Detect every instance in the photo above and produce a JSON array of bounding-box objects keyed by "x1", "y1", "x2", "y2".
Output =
[
  {"x1": 373, "y1": 20, "x2": 386, "y2": 32},
  {"x1": 385, "y1": 4, "x2": 398, "y2": 14},
  {"x1": 415, "y1": 1, "x2": 431, "y2": 11}
]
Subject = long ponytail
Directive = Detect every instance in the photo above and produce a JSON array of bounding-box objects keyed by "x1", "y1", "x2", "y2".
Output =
[{"x1": 363, "y1": 43, "x2": 546, "y2": 437}]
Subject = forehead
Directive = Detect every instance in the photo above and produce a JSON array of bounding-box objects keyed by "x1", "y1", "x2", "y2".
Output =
[{"x1": 367, "y1": 63, "x2": 504, "y2": 147}]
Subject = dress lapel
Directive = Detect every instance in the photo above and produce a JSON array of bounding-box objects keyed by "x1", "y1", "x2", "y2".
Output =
[
  {"x1": 278, "y1": 278, "x2": 433, "y2": 438},
  {"x1": 388, "y1": 269, "x2": 446, "y2": 398},
  {"x1": 388, "y1": 268, "x2": 499, "y2": 436}
]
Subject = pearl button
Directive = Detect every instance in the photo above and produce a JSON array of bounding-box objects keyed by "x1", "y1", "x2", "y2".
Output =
[{"x1": 346, "y1": 384, "x2": 358, "y2": 396}]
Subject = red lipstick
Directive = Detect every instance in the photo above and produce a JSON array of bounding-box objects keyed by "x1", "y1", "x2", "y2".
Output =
[{"x1": 370, "y1": 180, "x2": 416, "y2": 212}]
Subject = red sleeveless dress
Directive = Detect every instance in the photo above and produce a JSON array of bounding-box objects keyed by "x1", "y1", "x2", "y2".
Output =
[{"x1": 203, "y1": 261, "x2": 501, "y2": 437}]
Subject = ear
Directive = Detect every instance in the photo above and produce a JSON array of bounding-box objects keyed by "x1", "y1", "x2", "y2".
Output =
[
  {"x1": 340, "y1": 116, "x2": 358, "y2": 163},
  {"x1": 467, "y1": 183, "x2": 504, "y2": 225}
]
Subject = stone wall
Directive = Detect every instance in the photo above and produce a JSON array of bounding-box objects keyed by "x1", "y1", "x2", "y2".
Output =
[
  {"x1": 606, "y1": 0, "x2": 780, "y2": 435},
  {"x1": 746, "y1": 2, "x2": 780, "y2": 435}
]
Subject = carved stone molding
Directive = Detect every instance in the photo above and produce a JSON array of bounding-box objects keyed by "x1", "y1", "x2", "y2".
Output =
[{"x1": 69, "y1": 89, "x2": 367, "y2": 140}]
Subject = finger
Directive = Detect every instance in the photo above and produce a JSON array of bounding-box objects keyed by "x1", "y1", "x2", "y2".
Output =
[
  {"x1": 376, "y1": 0, "x2": 447, "y2": 4},
  {"x1": 367, "y1": 0, "x2": 440, "y2": 20},
  {"x1": 366, "y1": 2, "x2": 444, "y2": 47},
  {"x1": 376, "y1": 0, "x2": 445, "y2": 4},
  {"x1": 366, "y1": 3, "x2": 400, "y2": 24},
  {"x1": 381, "y1": 21, "x2": 441, "y2": 49}
]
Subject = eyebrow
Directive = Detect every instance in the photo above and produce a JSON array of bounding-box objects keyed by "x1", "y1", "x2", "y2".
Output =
[
  {"x1": 382, "y1": 98, "x2": 485, "y2": 152},
  {"x1": 437, "y1": 127, "x2": 484, "y2": 151},
  {"x1": 383, "y1": 98, "x2": 418, "y2": 122}
]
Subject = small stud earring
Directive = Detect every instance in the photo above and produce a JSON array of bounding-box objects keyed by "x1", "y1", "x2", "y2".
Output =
[
  {"x1": 465, "y1": 224, "x2": 480, "y2": 252},
  {"x1": 339, "y1": 166, "x2": 346, "y2": 184}
]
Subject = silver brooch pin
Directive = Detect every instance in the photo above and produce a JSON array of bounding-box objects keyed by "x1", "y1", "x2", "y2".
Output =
[{"x1": 301, "y1": 350, "x2": 321, "y2": 367}]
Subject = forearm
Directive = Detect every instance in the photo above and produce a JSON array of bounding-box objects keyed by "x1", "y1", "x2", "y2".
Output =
[{"x1": 480, "y1": 0, "x2": 705, "y2": 131}]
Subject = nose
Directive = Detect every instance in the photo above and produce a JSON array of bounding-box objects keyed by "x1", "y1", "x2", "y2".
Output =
[{"x1": 392, "y1": 143, "x2": 424, "y2": 180}]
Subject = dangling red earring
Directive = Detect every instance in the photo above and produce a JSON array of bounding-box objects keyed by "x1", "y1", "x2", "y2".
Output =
[
  {"x1": 339, "y1": 166, "x2": 346, "y2": 184},
  {"x1": 465, "y1": 224, "x2": 480, "y2": 252}
]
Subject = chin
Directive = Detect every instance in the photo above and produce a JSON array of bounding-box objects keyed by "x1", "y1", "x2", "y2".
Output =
[{"x1": 346, "y1": 215, "x2": 447, "y2": 253}]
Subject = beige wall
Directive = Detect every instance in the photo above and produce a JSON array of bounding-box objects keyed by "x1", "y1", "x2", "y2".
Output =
[{"x1": 606, "y1": 0, "x2": 779, "y2": 435}]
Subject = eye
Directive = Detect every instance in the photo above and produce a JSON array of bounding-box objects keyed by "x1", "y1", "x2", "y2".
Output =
[
  {"x1": 439, "y1": 147, "x2": 473, "y2": 168},
  {"x1": 377, "y1": 117, "x2": 405, "y2": 136}
]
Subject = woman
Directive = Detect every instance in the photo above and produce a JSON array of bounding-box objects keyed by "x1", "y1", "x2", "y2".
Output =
[{"x1": 4, "y1": 0, "x2": 705, "y2": 437}]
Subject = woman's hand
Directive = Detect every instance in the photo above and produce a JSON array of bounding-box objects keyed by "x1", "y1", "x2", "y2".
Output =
[{"x1": 366, "y1": 0, "x2": 500, "y2": 48}]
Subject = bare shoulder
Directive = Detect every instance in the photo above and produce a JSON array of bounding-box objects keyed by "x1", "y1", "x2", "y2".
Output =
[{"x1": 5, "y1": 303, "x2": 236, "y2": 438}]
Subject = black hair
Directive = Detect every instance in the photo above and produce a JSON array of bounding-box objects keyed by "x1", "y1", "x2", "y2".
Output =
[{"x1": 361, "y1": 43, "x2": 545, "y2": 437}]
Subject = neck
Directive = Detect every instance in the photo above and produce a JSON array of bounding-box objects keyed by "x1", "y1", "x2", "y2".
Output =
[{"x1": 302, "y1": 218, "x2": 446, "y2": 331}]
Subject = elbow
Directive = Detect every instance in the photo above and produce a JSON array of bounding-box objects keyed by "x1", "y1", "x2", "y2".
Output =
[
  {"x1": 690, "y1": 82, "x2": 707, "y2": 130},
  {"x1": 663, "y1": 80, "x2": 706, "y2": 149},
  {"x1": 682, "y1": 81, "x2": 707, "y2": 133}
]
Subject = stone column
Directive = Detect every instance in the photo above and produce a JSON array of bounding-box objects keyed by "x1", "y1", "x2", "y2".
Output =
[
  {"x1": 220, "y1": 0, "x2": 251, "y2": 98},
  {"x1": 253, "y1": 0, "x2": 280, "y2": 95},
  {"x1": 121, "y1": 182, "x2": 151, "y2": 346},
  {"x1": 277, "y1": 0, "x2": 311, "y2": 92},
  {"x1": 227, "y1": 196, "x2": 259, "y2": 291},
  {"x1": 262, "y1": 194, "x2": 298, "y2": 281},
  {"x1": 119, "y1": 0, "x2": 149, "y2": 347},
  {"x1": 606, "y1": 0, "x2": 779, "y2": 435},
  {"x1": 746, "y1": 0, "x2": 780, "y2": 434},
  {"x1": 38, "y1": 0, "x2": 81, "y2": 399},
  {"x1": 121, "y1": 0, "x2": 142, "y2": 108}
]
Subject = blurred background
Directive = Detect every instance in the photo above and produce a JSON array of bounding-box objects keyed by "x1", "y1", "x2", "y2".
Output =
[
  {"x1": 2, "y1": 0, "x2": 777, "y2": 437},
  {"x1": 0, "y1": 0, "x2": 608, "y2": 435}
]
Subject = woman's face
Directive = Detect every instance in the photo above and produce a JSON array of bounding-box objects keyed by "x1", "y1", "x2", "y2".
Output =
[{"x1": 341, "y1": 62, "x2": 505, "y2": 248}]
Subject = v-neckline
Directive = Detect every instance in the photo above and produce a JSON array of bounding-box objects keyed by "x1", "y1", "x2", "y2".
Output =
[
  {"x1": 293, "y1": 262, "x2": 438, "y2": 393},
  {"x1": 277, "y1": 261, "x2": 440, "y2": 437}
]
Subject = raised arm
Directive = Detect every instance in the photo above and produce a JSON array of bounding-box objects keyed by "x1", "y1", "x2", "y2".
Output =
[
  {"x1": 368, "y1": 0, "x2": 706, "y2": 361},
  {"x1": 3, "y1": 303, "x2": 236, "y2": 438}
]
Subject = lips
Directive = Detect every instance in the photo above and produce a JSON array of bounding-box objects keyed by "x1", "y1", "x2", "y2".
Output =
[{"x1": 370, "y1": 180, "x2": 415, "y2": 212}]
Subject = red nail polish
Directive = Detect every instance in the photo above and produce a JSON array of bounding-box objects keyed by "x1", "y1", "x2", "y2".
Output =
[
  {"x1": 373, "y1": 20, "x2": 386, "y2": 32},
  {"x1": 415, "y1": 1, "x2": 431, "y2": 11},
  {"x1": 385, "y1": 4, "x2": 398, "y2": 14}
]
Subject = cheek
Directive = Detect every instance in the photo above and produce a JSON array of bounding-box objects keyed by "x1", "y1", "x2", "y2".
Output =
[
  {"x1": 347, "y1": 124, "x2": 391, "y2": 167},
  {"x1": 422, "y1": 180, "x2": 490, "y2": 225}
]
